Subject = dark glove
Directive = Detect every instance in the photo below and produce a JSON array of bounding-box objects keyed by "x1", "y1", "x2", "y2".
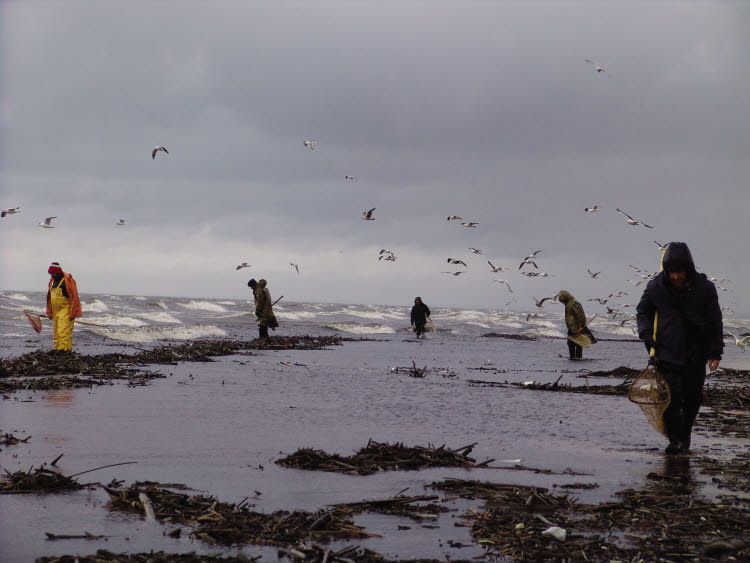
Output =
[
  {"x1": 643, "y1": 336, "x2": 657, "y2": 353},
  {"x1": 648, "y1": 355, "x2": 658, "y2": 367}
]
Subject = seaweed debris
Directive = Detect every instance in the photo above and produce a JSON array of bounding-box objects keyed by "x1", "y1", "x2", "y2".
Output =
[
  {"x1": 104, "y1": 483, "x2": 376, "y2": 548},
  {"x1": 1, "y1": 432, "x2": 31, "y2": 446},
  {"x1": 0, "y1": 466, "x2": 93, "y2": 494},
  {"x1": 0, "y1": 336, "x2": 343, "y2": 393},
  {"x1": 482, "y1": 333, "x2": 538, "y2": 341},
  {"x1": 429, "y1": 477, "x2": 750, "y2": 561},
  {"x1": 276, "y1": 440, "x2": 491, "y2": 475}
]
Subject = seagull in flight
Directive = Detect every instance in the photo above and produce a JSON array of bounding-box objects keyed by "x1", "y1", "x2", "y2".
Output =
[
  {"x1": 584, "y1": 205, "x2": 603, "y2": 212},
  {"x1": 588, "y1": 297, "x2": 609, "y2": 305},
  {"x1": 362, "y1": 207, "x2": 376, "y2": 220},
  {"x1": 617, "y1": 208, "x2": 653, "y2": 228},
  {"x1": 585, "y1": 59, "x2": 607, "y2": 73},
  {"x1": 1, "y1": 206, "x2": 20, "y2": 217},
  {"x1": 379, "y1": 254, "x2": 396, "y2": 262},
  {"x1": 236, "y1": 263, "x2": 252, "y2": 270},
  {"x1": 290, "y1": 262, "x2": 300, "y2": 274},
  {"x1": 446, "y1": 215, "x2": 462, "y2": 221},
  {"x1": 724, "y1": 332, "x2": 750, "y2": 351},
  {"x1": 532, "y1": 296, "x2": 552, "y2": 309},
  {"x1": 116, "y1": 219, "x2": 127, "y2": 226},
  {"x1": 608, "y1": 291, "x2": 628, "y2": 298},
  {"x1": 491, "y1": 279, "x2": 512, "y2": 292},
  {"x1": 487, "y1": 261, "x2": 508, "y2": 273},
  {"x1": 442, "y1": 271, "x2": 466, "y2": 276},
  {"x1": 587, "y1": 269, "x2": 601, "y2": 279},
  {"x1": 461, "y1": 221, "x2": 478, "y2": 228},
  {"x1": 303, "y1": 140, "x2": 317, "y2": 150},
  {"x1": 469, "y1": 247, "x2": 483, "y2": 255},
  {"x1": 519, "y1": 250, "x2": 542, "y2": 270},
  {"x1": 38, "y1": 216, "x2": 57, "y2": 228},
  {"x1": 345, "y1": 175, "x2": 357, "y2": 181},
  {"x1": 152, "y1": 146, "x2": 169, "y2": 159},
  {"x1": 654, "y1": 241, "x2": 669, "y2": 251},
  {"x1": 447, "y1": 258, "x2": 467, "y2": 267}
]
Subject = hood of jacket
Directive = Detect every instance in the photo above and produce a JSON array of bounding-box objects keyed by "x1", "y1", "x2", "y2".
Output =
[
  {"x1": 557, "y1": 290, "x2": 574, "y2": 304},
  {"x1": 662, "y1": 242, "x2": 695, "y2": 277},
  {"x1": 257, "y1": 279, "x2": 267, "y2": 289}
]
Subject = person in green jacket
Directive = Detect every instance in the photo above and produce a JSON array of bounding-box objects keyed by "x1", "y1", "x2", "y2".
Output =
[
  {"x1": 558, "y1": 290, "x2": 597, "y2": 359},
  {"x1": 248, "y1": 278, "x2": 279, "y2": 340}
]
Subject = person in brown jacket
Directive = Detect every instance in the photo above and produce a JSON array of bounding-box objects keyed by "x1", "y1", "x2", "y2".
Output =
[
  {"x1": 248, "y1": 278, "x2": 279, "y2": 340},
  {"x1": 557, "y1": 290, "x2": 596, "y2": 359},
  {"x1": 46, "y1": 261, "x2": 82, "y2": 351}
]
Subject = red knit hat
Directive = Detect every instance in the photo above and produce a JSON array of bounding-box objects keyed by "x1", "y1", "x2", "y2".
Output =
[{"x1": 48, "y1": 262, "x2": 63, "y2": 275}]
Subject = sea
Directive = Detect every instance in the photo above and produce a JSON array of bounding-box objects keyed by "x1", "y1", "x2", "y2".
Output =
[{"x1": 1, "y1": 289, "x2": 749, "y2": 561}]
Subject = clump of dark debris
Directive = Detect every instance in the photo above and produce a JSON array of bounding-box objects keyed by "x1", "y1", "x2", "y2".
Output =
[
  {"x1": 482, "y1": 332, "x2": 538, "y2": 341},
  {"x1": 1, "y1": 432, "x2": 31, "y2": 446},
  {"x1": 0, "y1": 466, "x2": 94, "y2": 494},
  {"x1": 276, "y1": 439, "x2": 492, "y2": 475}
]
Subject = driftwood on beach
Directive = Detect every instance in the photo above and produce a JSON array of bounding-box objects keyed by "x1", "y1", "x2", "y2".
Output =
[
  {"x1": 276, "y1": 439, "x2": 493, "y2": 475},
  {"x1": 0, "y1": 466, "x2": 93, "y2": 494}
]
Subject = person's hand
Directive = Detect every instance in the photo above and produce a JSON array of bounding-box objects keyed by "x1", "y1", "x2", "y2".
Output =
[
  {"x1": 643, "y1": 336, "x2": 657, "y2": 353},
  {"x1": 708, "y1": 359, "x2": 720, "y2": 371}
]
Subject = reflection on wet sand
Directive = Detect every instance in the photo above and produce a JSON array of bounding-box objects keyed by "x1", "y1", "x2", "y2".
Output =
[{"x1": 45, "y1": 388, "x2": 76, "y2": 408}]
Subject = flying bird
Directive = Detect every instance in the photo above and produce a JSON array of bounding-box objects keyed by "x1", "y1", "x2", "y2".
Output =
[
  {"x1": 519, "y1": 250, "x2": 543, "y2": 270},
  {"x1": 303, "y1": 140, "x2": 317, "y2": 150},
  {"x1": 608, "y1": 291, "x2": 628, "y2": 298},
  {"x1": 116, "y1": 219, "x2": 127, "y2": 226},
  {"x1": 461, "y1": 222, "x2": 478, "y2": 228},
  {"x1": 585, "y1": 59, "x2": 607, "y2": 73},
  {"x1": 724, "y1": 332, "x2": 750, "y2": 351},
  {"x1": 532, "y1": 296, "x2": 552, "y2": 309},
  {"x1": 236, "y1": 263, "x2": 252, "y2": 270},
  {"x1": 38, "y1": 216, "x2": 56, "y2": 228},
  {"x1": 469, "y1": 248, "x2": 483, "y2": 255},
  {"x1": 487, "y1": 261, "x2": 508, "y2": 273},
  {"x1": 588, "y1": 297, "x2": 609, "y2": 305},
  {"x1": 379, "y1": 254, "x2": 396, "y2": 262},
  {"x1": 290, "y1": 262, "x2": 300, "y2": 274},
  {"x1": 446, "y1": 215, "x2": 462, "y2": 221},
  {"x1": 447, "y1": 258, "x2": 467, "y2": 267},
  {"x1": 442, "y1": 271, "x2": 466, "y2": 276},
  {"x1": 584, "y1": 205, "x2": 603, "y2": 212},
  {"x1": 361, "y1": 208, "x2": 376, "y2": 220},
  {"x1": 587, "y1": 269, "x2": 601, "y2": 279},
  {"x1": 654, "y1": 241, "x2": 670, "y2": 251},
  {"x1": 617, "y1": 208, "x2": 653, "y2": 228},
  {"x1": 491, "y1": 279, "x2": 512, "y2": 292},
  {"x1": 1, "y1": 206, "x2": 21, "y2": 217},
  {"x1": 152, "y1": 146, "x2": 169, "y2": 159},
  {"x1": 521, "y1": 271, "x2": 541, "y2": 278},
  {"x1": 345, "y1": 175, "x2": 357, "y2": 181}
]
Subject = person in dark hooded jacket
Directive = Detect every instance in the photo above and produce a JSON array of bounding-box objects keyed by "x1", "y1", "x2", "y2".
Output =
[
  {"x1": 636, "y1": 242, "x2": 723, "y2": 455},
  {"x1": 410, "y1": 297, "x2": 431, "y2": 339},
  {"x1": 248, "y1": 278, "x2": 279, "y2": 340}
]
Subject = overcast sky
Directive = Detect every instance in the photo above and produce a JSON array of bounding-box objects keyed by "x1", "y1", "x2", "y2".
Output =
[{"x1": 2, "y1": 1, "x2": 748, "y2": 315}]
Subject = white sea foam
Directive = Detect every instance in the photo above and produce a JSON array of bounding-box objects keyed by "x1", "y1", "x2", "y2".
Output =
[
  {"x1": 149, "y1": 301, "x2": 168, "y2": 310},
  {"x1": 324, "y1": 323, "x2": 396, "y2": 334},
  {"x1": 85, "y1": 315, "x2": 147, "y2": 327},
  {"x1": 135, "y1": 312, "x2": 182, "y2": 324},
  {"x1": 526, "y1": 327, "x2": 565, "y2": 338},
  {"x1": 215, "y1": 312, "x2": 251, "y2": 319},
  {"x1": 276, "y1": 311, "x2": 318, "y2": 320},
  {"x1": 215, "y1": 301, "x2": 236, "y2": 306},
  {"x1": 178, "y1": 300, "x2": 227, "y2": 313},
  {"x1": 5, "y1": 293, "x2": 30, "y2": 302},
  {"x1": 93, "y1": 324, "x2": 227, "y2": 343},
  {"x1": 134, "y1": 296, "x2": 147, "y2": 301},
  {"x1": 339, "y1": 309, "x2": 406, "y2": 320},
  {"x1": 82, "y1": 300, "x2": 109, "y2": 313}
]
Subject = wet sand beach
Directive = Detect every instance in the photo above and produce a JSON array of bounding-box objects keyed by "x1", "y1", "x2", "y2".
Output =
[{"x1": 1, "y1": 293, "x2": 749, "y2": 561}]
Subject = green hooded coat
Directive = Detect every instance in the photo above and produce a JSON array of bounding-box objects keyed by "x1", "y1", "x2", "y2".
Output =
[
  {"x1": 254, "y1": 279, "x2": 279, "y2": 329},
  {"x1": 558, "y1": 290, "x2": 597, "y2": 345}
]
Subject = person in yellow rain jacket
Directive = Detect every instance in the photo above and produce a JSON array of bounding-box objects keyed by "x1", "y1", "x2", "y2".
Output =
[{"x1": 45, "y1": 261, "x2": 82, "y2": 351}]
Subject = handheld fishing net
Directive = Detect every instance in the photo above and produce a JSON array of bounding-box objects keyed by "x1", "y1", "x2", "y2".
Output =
[
  {"x1": 24, "y1": 311, "x2": 43, "y2": 334},
  {"x1": 628, "y1": 364, "x2": 671, "y2": 437}
]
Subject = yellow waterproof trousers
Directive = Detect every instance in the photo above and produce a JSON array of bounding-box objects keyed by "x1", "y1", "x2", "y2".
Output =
[{"x1": 50, "y1": 284, "x2": 74, "y2": 351}]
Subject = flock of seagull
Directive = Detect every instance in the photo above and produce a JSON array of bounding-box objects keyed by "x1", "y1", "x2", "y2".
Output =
[{"x1": 2, "y1": 60, "x2": 745, "y2": 350}]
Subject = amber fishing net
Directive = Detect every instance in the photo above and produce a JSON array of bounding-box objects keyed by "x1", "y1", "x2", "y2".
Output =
[{"x1": 628, "y1": 365, "x2": 671, "y2": 437}]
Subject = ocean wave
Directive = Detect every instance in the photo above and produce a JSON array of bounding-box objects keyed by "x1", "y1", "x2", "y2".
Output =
[
  {"x1": 215, "y1": 301, "x2": 236, "y2": 306},
  {"x1": 150, "y1": 301, "x2": 168, "y2": 310},
  {"x1": 524, "y1": 327, "x2": 565, "y2": 338},
  {"x1": 135, "y1": 312, "x2": 182, "y2": 324},
  {"x1": 82, "y1": 299, "x2": 109, "y2": 313},
  {"x1": 338, "y1": 309, "x2": 406, "y2": 320},
  {"x1": 324, "y1": 323, "x2": 396, "y2": 334},
  {"x1": 4, "y1": 293, "x2": 30, "y2": 302},
  {"x1": 92, "y1": 324, "x2": 227, "y2": 343},
  {"x1": 84, "y1": 315, "x2": 147, "y2": 327},
  {"x1": 276, "y1": 311, "x2": 318, "y2": 320},
  {"x1": 178, "y1": 300, "x2": 227, "y2": 313}
]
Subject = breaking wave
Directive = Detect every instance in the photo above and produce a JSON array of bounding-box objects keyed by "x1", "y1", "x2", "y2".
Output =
[
  {"x1": 178, "y1": 300, "x2": 227, "y2": 313},
  {"x1": 135, "y1": 312, "x2": 182, "y2": 323},
  {"x1": 82, "y1": 300, "x2": 109, "y2": 313},
  {"x1": 4, "y1": 293, "x2": 30, "y2": 302},
  {"x1": 93, "y1": 324, "x2": 227, "y2": 343}
]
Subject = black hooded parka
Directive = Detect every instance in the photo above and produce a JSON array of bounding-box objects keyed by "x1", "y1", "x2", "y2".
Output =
[{"x1": 636, "y1": 242, "x2": 723, "y2": 366}]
